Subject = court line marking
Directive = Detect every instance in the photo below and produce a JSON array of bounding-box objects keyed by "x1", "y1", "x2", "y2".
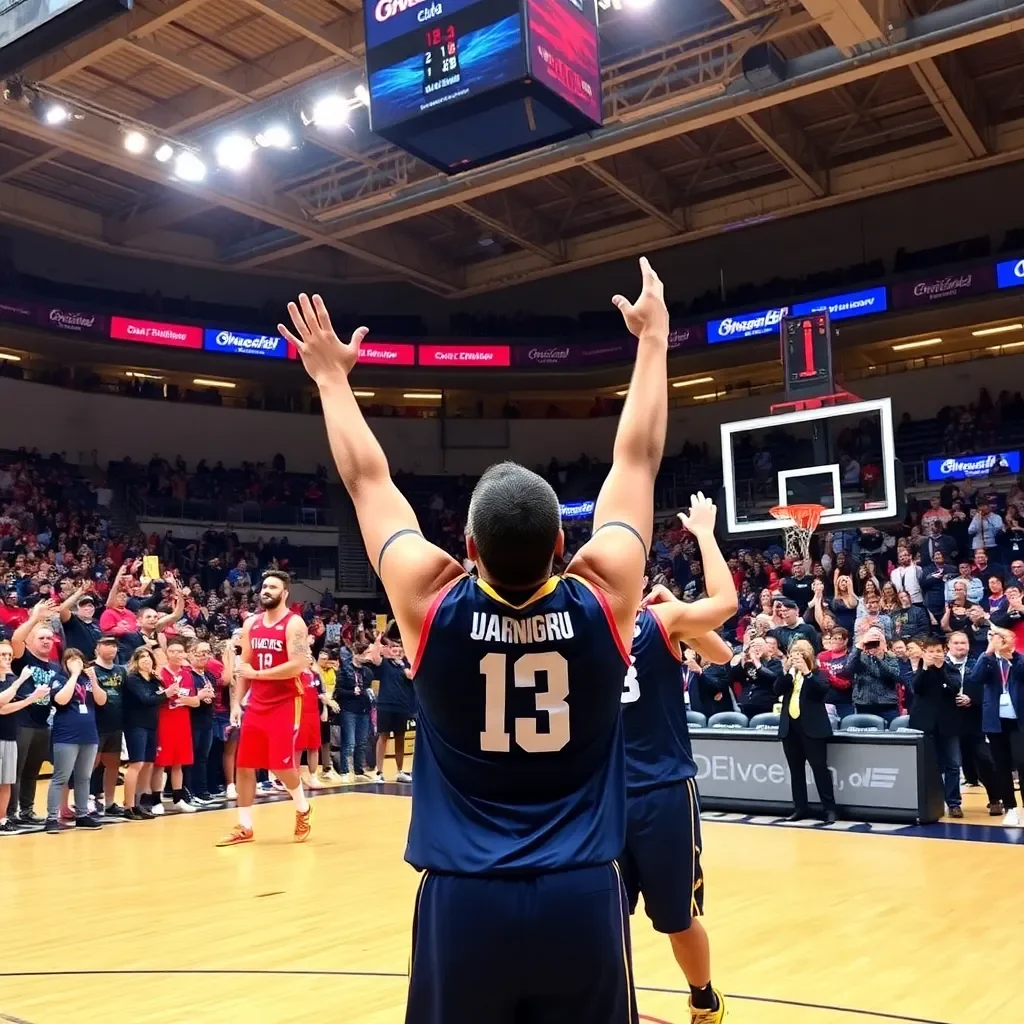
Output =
[{"x1": 0, "y1": 970, "x2": 952, "y2": 1023}]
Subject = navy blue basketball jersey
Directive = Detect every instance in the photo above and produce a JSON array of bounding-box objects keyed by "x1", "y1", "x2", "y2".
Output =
[
  {"x1": 621, "y1": 608, "x2": 697, "y2": 794},
  {"x1": 407, "y1": 573, "x2": 631, "y2": 875}
]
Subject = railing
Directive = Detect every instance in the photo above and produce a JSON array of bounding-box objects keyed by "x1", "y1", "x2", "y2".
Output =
[{"x1": 131, "y1": 495, "x2": 336, "y2": 528}]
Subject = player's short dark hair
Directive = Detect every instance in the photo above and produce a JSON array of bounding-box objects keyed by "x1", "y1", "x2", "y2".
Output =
[
  {"x1": 467, "y1": 461, "x2": 561, "y2": 588},
  {"x1": 262, "y1": 569, "x2": 290, "y2": 587}
]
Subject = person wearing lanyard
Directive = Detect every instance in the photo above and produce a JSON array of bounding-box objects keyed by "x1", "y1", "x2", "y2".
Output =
[
  {"x1": 968, "y1": 627, "x2": 1024, "y2": 827},
  {"x1": 45, "y1": 648, "x2": 108, "y2": 834},
  {"x1": 774, "y1": 639, "x2": 837, "y2": 824}
]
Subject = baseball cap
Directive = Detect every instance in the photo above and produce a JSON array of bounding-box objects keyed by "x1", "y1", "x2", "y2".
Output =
[
  {"x1": 775, "y1": 597, "x2": 799, "y2": 610},
  {"x1": 78, "y1": 594, "x2": 96, "y2": 607},
  {"x1": 97, "y1": 635, "x2": 119, "y2": 645}
]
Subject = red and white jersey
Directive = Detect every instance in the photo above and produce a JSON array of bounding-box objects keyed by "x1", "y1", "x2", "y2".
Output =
[
  {"x1": 247, "y1": 610, "x2": 303, "y2": 710},
  {"x1": 300, "y1": 669, "x2": 320, "y2": 714},
  {"x1": 159, "y1": 665, "x2": 196, "y2": 714}
]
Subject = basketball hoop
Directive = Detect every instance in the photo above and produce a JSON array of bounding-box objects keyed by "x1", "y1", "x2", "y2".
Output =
[{"x1": 770, "y1": 503, "x2": 826, "y2": 563}]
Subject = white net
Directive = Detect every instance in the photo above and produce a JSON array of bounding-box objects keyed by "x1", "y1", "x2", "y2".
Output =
[{"x1": 770, "y1": 505, "x2": 825, "y2": 564}]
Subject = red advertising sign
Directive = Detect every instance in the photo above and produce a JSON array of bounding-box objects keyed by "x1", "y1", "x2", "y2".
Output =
[
  {"x1": 418, "y1": 344, "x2": 511, "y2": 368},
  {"x1": 357, "y1": 342, "x2": 416, "y2": 366},
  {"x1": 110, "y1": 316, "x2": 203, "y2": 349}
]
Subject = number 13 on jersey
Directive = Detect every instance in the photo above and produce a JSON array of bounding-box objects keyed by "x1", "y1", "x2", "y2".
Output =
[{"x1": 479, "y1": 652, "x2": 570, "y2": 754}]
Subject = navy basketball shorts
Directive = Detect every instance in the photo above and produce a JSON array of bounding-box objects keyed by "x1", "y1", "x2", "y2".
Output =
[
  {"x1": 405, "y1": 863, "x2": 639, "y2": 1024},
  {"x1": 618, "y1": 777, "x2": 705, "y2": 935}
]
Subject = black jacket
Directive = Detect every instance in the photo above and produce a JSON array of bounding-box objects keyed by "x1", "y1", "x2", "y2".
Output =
[
  {"x1": 730, "y1": 657, "x2": 782, "y2": 716},
  {"x1": 909, "y1": 665, "x2": 960, "y2": 737},
  {"x1": 775, "y1": 670, "x2": 833, "y2": 739},
  {"x1": 944, "y1": 655, "x2": 982, "y2": 735}
]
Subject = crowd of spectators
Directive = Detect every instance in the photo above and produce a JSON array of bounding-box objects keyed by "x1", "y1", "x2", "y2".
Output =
[{"x1": 3, "y1": 430, "x2": 1024, "y2": 836}]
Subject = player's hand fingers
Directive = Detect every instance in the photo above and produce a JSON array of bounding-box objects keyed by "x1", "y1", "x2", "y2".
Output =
[
  {"x1": 611, "y1": 295, "x2": 632, "y2": 315},
  {"x1": 298, "y1": 293, "x2": 318, "y2": 334},
  {"x1": 287, "y1": 302, "x2": 311, "y2": 342},
  {"x1": 350, "y1": 325, "x2": 369, "y2": 353},
  {"x1": 312, "y1": 294, "x2": 333, "y2": 336}
]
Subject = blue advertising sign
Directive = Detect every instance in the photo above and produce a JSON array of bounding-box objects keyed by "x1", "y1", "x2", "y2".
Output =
[
  {"x1": 791, "y1": 286, "x2": 888, "y2": 322},
  {"x1": 706, "y1": 306, "x2": 789, "y2": 343},
  {"x1": 559, "y1": 499, "x2": 595, "y2": 520},
  {"x1": 926, "y1": 451, "x2": 1021, "y2": 482},
  {"x1": 996, "y1": 258, "x2": 1024, "y2": 290},
  {"x1": 203, "y1": 328, "x2": 288, "y2": 359}
]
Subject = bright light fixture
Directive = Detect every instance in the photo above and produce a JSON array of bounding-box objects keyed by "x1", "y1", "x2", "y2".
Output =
[
  {"x1": 615, "y1": 389, "x2": 628, "y2": 396},
  {"x1": 692, "y1": 390, "x2": 727, "y2": 401},
  {"x1": 403, "y1": 392, "x2": 442, "y2": 400},
  {"x1": 352, "y1": 390, "x2": 376, "y2": 397},
  {"x1": 311, "y1": 94, "x2": 349, "y2": 129},
  {"x1": 623, "y1": 0, "x2": 657, "y2": 9},
  {"x1": 215, "y1": 133, "x2": 255, "y2": 172},
  {"x1": 124, "y1": 370, "x2": 163, "y2": 379},
  {"x1": 173, "y1": 151, "x2": 206, "y2": 183},
  {"x1": 891, "y1": 338, "x2": 942, "y2": 351},
  {"x1": 354, "y1": 84, "x2": 370, "y2": 107},
  {"x1": 123, "y1": 131, "x2": 147, "y2": 155},
  {"x1": 0, "y1": 353, "x2": 22, "y2": 362},
  {"x1": 255, "y1": 124, "x2": 293, "y2": 149},
  {"x1": 986, "y1": 340, "x2": 1024, "y2": 352},
  {"x1": 43, "y1": 103, "x2": 70, "y2": 126},
  {"x1": 671, "y1": 376, "x2": 715, "y2": 388},
  {"x1": 193, "y1": 378, "x2": 236, "y2": 388},
  {"x1": 154, "y1": 143, "x2": 174, "y2": 163},
  {"x1": 972, "y1": 323, "x2": 1023, "y2": 337}
]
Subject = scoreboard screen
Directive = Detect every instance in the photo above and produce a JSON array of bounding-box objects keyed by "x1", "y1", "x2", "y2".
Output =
[
  {"x1": 781, "y1": 312, "x2": 834, "y2": 397},
  {"x1": 366, "y1": 0, "x2": 525, "y2": 133}
]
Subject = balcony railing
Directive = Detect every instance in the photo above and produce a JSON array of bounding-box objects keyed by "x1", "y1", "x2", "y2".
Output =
[{"x1": 131, "y1": 495, "x2": 336, "y2": 528}]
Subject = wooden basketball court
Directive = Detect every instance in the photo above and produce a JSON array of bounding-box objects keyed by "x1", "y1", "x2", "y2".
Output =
[{"x1": 1, "y1": 785, "x2": 1017, "y2": 1024}]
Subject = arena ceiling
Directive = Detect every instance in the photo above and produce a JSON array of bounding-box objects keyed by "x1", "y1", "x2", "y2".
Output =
[{"x1": 0, "y1": 0, "x2": 1023, "y2": 299}]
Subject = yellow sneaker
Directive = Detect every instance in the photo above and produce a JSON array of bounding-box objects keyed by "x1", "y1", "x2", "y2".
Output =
[
  {"x1": 690, "y1": 989, "x2": 726, "y2": 1023},
  {"x1": 294, "y1": 804, "x2": 313, "y2": 843},
  {"x1": 216, "y1": 824, "x2": 254, "y2": 847}
]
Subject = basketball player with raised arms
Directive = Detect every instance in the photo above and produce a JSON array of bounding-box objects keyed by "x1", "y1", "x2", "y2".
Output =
[
  {"x1": 279, "y1": 257, "x2": 669, "y2": 1024},
  {"x1": 620, "y1": 497, "x2": 737, "y2": 1024},
  {"x1": 216, "y1": 570, "x2": 313, "y2": 846}
]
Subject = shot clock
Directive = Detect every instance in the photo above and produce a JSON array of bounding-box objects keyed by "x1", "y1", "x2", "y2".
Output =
[
  {"x1": 363, "y1": 0, "x2": 601, "y2": 174},
  {"x1": 781, "y1": 312, "x2": 834, "y2": 399}
]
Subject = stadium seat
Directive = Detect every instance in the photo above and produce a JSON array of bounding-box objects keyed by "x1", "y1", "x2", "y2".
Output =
[
  {"x1": 838, "y1": 714, "x2": 886, "y2": 733},
  {"x1": 749, "y1": 713, "x2": 780, "y2": 730},
  {"x1": 888, "y1": 715, "x2": 911, "y2": 732},
  {"x1": 707, "y1": 712, "x2": 749, "y2": 729},
  {"x1": 686, "y1": 711, "x2": 707, "y2": 728}
]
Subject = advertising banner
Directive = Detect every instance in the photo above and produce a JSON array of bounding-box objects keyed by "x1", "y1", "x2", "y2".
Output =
[
  {"x1": 418, "y1": 344, "x2": 511, "y2": 367},
  {"x1": 926, "y1": 451, "x2": 1021, "y2": 481},
  {"x1": 0, "y1": 298, "x2": 35, "y2": 325},
  {"x1": 576, "y1": 339, "x2": 635, "y2": 364},
  {"x1": 559, "y1": 499, "x2": 595, "y2": 520},
  {"x1": 512, "y1": 344, "x2": 578, "y2": 369},
  {"x1": 691, "y1": 733, "x2": 920, "y2": 811},
  {"x1": 203, "y1": 328, "x2": 287, "y2": 359},
  {"x1": 890, "y1": 267, "x2": 996, "y2": 308},
  {"x1": 357, "y1": 341, "x2": 417, "y2": 366},
  {"x1": 790, "y1": 286, "x2": 887, "y2": 322},
  {"x1": 668, "y1": 324, "x2": 705, "y2": 349},
  {"x1": 110, "y1": 316, "x2": 203, "y2": 349},
  {"x1": 706, "y1": 305, "x2": 789, "y2": 343},
  {"x1": 996, "y1": 258, "x2": 1024, "y2": 290},
  {"x1": 37, "y1": 305, "x2": 107, "y2": 335}
]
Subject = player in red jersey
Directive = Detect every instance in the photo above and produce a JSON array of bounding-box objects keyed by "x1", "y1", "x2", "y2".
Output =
[
  {"x1": 217, "y1": 570, "x2": 313, "y2": 846},
  {"x1": 155, "y1": 637, "x2": 204, "y2": 814},
  {"x1": 297, "y1": 660, "x2": 325, "y2": 789}
]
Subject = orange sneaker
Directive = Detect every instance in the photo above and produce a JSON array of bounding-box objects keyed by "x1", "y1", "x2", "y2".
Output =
[
  {"x1": 294, "y1": 804, "x2": 313, "y2": 843},
  {"x1": 216, "y1": 824, "x2": 254, "y2": 847}
]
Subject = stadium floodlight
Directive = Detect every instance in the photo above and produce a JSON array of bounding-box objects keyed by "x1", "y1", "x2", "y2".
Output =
[
  {"x1": 123, "y1": 131, "x2": 148, "y2": 155},
  {"x1": 622, "y1": 0, "x2": 657, "y2": 9},
  {"x1": 43, "y1": 103, "x2": 70, "y2": 125},
  {"x1": 193, "y1": 378, "x2": 236, "y2": 388},
  {"x1": 215, "y1": 133, "x2": 255, "y2": 172},
  {"x1": 173, "y1": 151, "x2": 207, "y2": 183},
  {"x1": 154, "y1": 143, "x2": 174, "y2": 163},
  {"x1": 255, "y1": 124, "x2": 293, "y2": 149},
  {"x1": 354, "y1": 84, "x2": 370, "y2": 107},
  {"x1": 311, "y1": 94, "x2": 349, "y2": 129}
]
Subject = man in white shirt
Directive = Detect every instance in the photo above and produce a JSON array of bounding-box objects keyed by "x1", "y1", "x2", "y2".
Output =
[
  {"x1": 969, "y1": 501, "x2": 1004, "y2": 555},
  {"x1": 889, "y1": 549, "x2": 924, "y2": 605}
]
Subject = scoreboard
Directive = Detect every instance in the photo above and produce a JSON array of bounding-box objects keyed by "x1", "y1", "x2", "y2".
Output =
[{"x1": 364, "y1": 0, "x2": 602, "y2": 173}]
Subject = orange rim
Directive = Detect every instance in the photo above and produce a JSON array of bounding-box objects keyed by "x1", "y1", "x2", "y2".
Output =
[{"x1": 769, "y1": 503, "x2": 826, "y2": 532}]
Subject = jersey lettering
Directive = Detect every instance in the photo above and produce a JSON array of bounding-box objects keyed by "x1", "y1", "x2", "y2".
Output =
[
  {"x1": 621, "y1": 656, "x2": 640, "y2": 704},
  {"x1": 479, "y1": 651, "x2": 570, "y2": 753}
]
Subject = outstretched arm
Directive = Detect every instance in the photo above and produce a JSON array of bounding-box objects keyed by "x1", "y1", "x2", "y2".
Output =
[
  {"x1": 280, "y1": 295, "x2": 462, "y2": 650},
  {"x1": 567, "y1": 258, "x2": 669, "y2": 645}
]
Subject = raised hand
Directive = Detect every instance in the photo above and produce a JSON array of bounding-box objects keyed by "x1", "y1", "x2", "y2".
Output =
[
  {"x1": 279, "y1": 293, "x2": 369, "y2": 385},
  {"x1": 640, "y1": 583, "x2": 675, "y2": 608},
  {"x1": 679, "y1": 492, "x2": 717, "y2": 536},
  {"x1": 612, "y1": 257, "x2": 669, "y2": 341}
]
